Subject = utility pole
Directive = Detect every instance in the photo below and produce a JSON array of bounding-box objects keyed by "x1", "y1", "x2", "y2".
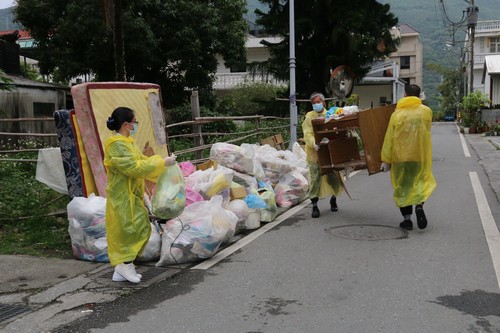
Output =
[
  {"x1": 467, "y1": 2, "x2": 478, "y2": 94},
  {"x1": 288, "y1": 0, "x2": 297, "y2": 149}
]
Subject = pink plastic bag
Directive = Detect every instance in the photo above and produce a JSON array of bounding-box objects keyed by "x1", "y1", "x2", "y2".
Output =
[
  {"x1": 179, "y1": 161, "x2": 196, "y2": 177},
  {"x1": 185, "y1": 187, "x2": 204, "y2": 206}
]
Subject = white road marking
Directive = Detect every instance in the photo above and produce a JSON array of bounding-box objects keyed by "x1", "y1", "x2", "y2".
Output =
[
  {"x1": 469, "y1": 172, "x2": 500, "y2": 289},
  {"x1": 456, "y1": 123, "x2": 471, "y2": 157},
  {"x1": 192, "y1": 200, "x2": 310, "y2": 270}
]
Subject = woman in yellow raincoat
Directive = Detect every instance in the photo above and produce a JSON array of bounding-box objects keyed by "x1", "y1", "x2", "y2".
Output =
[
  {"x1": 381, "y1": 84, "x2": 436, "y2": 230},
  {"x1": 104, "y1": 107, "x2": 175, "y2": 283},
  {"x1": 302, "y1": 92, "x2": 343, "y2": 218}
]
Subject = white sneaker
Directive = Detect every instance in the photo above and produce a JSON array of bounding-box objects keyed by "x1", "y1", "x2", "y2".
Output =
[
  {"x1": 112, "y1": 269, "x2": 142, "y2": 282},
  {"x1": 114, "y1": 263, "x2": 141, "y2": 283}
]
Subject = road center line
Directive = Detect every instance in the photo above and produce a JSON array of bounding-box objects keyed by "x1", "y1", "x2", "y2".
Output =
[
  {"x1": 192, "y1": 200, "x2": 310, "y2": 270},
  {"x1": 469, "y1": 172, "x2": 500, "y2": 289},
  {"x1": 456, "y1": 124, "x2": 471, "y2": 157}
]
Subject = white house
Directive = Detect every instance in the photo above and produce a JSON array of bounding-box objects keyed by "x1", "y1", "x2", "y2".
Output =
[
  {"x1": 213, "y1": 34, "x2": 283, "y2": 93},
  {"x1": 466, "y1": 20, "x2": 500, "y2": 96}
]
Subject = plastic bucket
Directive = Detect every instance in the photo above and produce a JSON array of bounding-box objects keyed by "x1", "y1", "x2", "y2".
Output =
[{"x1": 245, "y1": 209, "x2": 261, "y2": 229}]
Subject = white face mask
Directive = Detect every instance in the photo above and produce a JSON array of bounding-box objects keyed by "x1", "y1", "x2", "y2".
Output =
[{"x1": 312, "y1": 103, "x2": 324, "y2": 112}]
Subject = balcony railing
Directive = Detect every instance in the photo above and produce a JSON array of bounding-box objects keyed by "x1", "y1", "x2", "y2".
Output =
[
  {"x1": 213, "y1": 72, "x2": 285, "y2": 90},
  {"x1": 476, "y1": 20, "x2": 500, "y2": 33}
]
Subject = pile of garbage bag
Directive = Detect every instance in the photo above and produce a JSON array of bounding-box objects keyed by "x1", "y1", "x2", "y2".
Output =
[{"x1": 66, "y1": 142, "x2": 309, "y2": 265}]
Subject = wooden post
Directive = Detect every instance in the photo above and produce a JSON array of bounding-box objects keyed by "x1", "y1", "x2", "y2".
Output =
[{"x1": 190, "y1": 91, "x2": 203, "y2": 160}]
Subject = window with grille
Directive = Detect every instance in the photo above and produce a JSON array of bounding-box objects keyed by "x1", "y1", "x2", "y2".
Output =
[{"x1": 490, "y1": 37, "x2": 500, "y2": 53}]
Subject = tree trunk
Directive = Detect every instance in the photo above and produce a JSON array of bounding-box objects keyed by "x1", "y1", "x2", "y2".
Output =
[
  {"x1": 113, "y1": 0, "x2": 126, "y2": 81},
  {"x1": 102, "y1": 0, "x2": 126, "y2": 81}
]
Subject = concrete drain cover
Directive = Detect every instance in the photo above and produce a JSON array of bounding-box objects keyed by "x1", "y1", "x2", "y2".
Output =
[{"x1": 326, "y1": 224, "x2": 408, "y2": 240}]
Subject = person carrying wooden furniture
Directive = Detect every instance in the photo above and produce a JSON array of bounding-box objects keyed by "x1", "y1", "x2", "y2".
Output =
[
  {"x1": 302, "y1": 92, "x2": 343, "y2": 218},
  {"x1": 381, "y1": 84, "x2": 436, "y2": 230}
]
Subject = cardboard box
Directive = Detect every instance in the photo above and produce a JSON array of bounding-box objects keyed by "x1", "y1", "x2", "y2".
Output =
[
  {"x1": 196, "y1": 159, "x2": 218, "y2": 171},
  {"x1": 230, "y1": 182, "x2": 247, "y2": 200}
]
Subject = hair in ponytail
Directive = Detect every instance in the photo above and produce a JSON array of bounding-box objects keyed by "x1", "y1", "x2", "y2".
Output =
[{"x1": 106, "y1": 107, "x2": 134, "y2": 131}]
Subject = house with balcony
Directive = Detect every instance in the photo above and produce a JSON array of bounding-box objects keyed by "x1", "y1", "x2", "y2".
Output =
[
  {"x1": 467, "y1": 20, "x2": 500, "y2": 96},
  {"x1": 213, "y1": 33, "x2": 284, "y2": 94}
]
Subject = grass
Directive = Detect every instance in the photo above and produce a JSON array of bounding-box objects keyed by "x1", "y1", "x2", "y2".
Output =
[{"x1": 0, "y1": 139, "x2": 72, "y2": 258}]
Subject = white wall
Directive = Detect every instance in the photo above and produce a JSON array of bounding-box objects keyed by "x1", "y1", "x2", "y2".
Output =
[{"x1": 352, "y1": 85, "x2": 393, "y2": 110}]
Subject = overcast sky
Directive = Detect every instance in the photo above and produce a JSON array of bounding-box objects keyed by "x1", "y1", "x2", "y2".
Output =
[{"x1": 0, "y1": 0, "x2": 14, "y2": 9}]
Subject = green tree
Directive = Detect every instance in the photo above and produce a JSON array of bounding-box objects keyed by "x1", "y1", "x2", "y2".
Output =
[
  {"x1": 20, "y1": 63, "x2": 42, "y2": 81},
  {"x1": 14, "y1": 0, "x2": 247, "y2": 107},
  {"x1": 217, "y1": 82, "x2": 289, "y2": 117},
  {"x1": 255, "y1": 0, "x2": 398, "y2": 98},
  {"x1": 0, "y1": 68, "x2": 13, "y2": 91},
  {"x1": 426, "y1": 62, "x2": 462, "y2": 115}
]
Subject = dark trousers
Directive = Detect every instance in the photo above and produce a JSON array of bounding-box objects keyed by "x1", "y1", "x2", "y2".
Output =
[{"x1": 400, "y1": 203, "x2": 424, "y2": 217}]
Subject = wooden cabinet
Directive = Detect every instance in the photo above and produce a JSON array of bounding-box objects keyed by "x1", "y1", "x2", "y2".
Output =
[{"x1": 312, "y1": 104, "x2": 396, "y2": 175}]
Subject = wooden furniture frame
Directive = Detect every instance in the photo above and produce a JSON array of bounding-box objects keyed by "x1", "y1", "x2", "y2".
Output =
[{"x1": 312, "y1": 104, "x2": 396, "y2": 175}]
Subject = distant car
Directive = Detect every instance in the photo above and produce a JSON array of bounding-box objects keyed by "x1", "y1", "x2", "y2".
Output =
[{"x1": 444, "y1": 115, "x2": 455, "y2": 121}]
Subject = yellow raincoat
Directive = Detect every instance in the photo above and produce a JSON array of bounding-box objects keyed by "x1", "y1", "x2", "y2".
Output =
[
  {"x1": 381, "y1": 96, "x2": 436, "y2": 207},
  {"x1": 302, "y1": 109, "x2": 342, "y2": 198},
  {"x1": 104, "y1": 135, "x2": 165, "y2": 266}
]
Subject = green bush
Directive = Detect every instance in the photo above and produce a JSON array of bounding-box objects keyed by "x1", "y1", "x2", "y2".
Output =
[
  {"x1": 0, "y1": 140, "x2": 71, "y2": 257},
  {"x1": 217, "y1": 82, "x2": 289, "y2": 117}
]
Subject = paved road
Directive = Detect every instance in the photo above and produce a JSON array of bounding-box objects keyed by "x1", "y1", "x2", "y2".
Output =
[{"x1": 55, "y1": 122, "x2": 500, "y2": 333}]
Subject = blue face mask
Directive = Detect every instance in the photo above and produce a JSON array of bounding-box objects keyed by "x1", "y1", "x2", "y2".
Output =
[
  {"x1": 312, "y1": 103, "x2": 324, "y2": 112},
  {"x1": 130, "y1": 122, "x2": 138, "y2": 135}
]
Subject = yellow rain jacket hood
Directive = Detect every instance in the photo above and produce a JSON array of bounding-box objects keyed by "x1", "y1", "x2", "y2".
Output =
[
  {"x1": 104, "y1": 134, "x2": 165, "y2": 266},
  {"x1": 381, "y1": 96, "x2": 436, "y2": 207},
  {"x1": 302, "y1": 109, "x2": 342, "y2": 198}
]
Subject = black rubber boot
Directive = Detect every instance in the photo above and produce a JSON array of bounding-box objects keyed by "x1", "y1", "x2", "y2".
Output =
[
  {"x1": 312, "y1": 206, "x2": 320, "y2": 218},
  {"x1": 311, "y1": 197, "x2": 320, "y2": 218},
  {"x1": 416, "y1": 204, "x2": 428, "y2": 229},
  {"x1": 399, "y1": 220, "x2": 413, "y2": 230},
  {"x1": 330, "y1": 196, "x2": 338, "y2": 212}
]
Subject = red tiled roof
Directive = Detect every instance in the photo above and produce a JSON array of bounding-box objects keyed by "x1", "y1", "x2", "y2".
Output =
[{"x1": 0, "y1": 30, "x2": 32, "y2": 39}]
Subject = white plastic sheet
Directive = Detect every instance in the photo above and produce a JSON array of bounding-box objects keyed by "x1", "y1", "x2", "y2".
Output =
[{"x1": 36, "y1": 148, "x2": 68, "y2": 195}]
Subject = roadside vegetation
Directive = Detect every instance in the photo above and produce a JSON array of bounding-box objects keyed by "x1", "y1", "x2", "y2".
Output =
[{"x1": 0, "y1": 139, "x2": 71, "y2": 257}]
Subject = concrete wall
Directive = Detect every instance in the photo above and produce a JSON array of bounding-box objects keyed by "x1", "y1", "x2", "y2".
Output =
[{"x1": 481, "y1": 109, "x2": 500, "y2": 124}]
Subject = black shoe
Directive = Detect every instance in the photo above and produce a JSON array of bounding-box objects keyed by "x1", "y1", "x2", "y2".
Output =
[
  {"x1": 416, "y1": 205, "x2": 427, "y2": 229},
  {"x1": 330, "y1": 197, "x2": 338, "y2": 212},
  {"x1": 399, "y1": 220, "x2": 413, "y2": 230},
  {"x1": 312, "y1": 206, "x2": 320, "y2": 218}
]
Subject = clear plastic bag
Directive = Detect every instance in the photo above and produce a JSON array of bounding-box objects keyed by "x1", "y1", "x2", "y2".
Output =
[
  {"x1": 136, "y1": 222, "x2": 162, "y2": 262},
  {"x1": 156, "y1": 195, "x2": 238, "y2": 266},
  {"x1": 152, "y1": 163, "x2": 186, "y2": 219},
  {"x1": 274, "y1": 170, "x2": 309, "y2": 208},
  {"x1": 67, "y1": 194, "x2": 109, "y2": 262}
]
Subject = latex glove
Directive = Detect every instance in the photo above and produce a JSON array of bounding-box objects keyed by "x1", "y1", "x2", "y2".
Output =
[
  {"x1": 164, "y1": 154, "x2": 177, "y2": 166},
  {"x1": 380, "y1": 162, "x2": 391, "y2": 172},
  {"x1": 314, "y1": 144, "x2": 320, "y2": 151}
]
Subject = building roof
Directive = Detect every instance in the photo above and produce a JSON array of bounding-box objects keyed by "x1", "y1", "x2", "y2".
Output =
[
  {"x1": 4, "y1": 74, "x2": 69, "y2": 90},
  {"x1": 398, "y1": 24, "x2": 419, "y2": 35},
  {"x1": 0, "y1": 30, "x2": 32, "y2": 40},
  {"x1": 482, "y1": 55, "x2": 500, "y2": 83}
]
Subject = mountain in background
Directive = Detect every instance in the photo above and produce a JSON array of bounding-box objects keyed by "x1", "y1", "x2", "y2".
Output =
[{"x1": 0, "y1": 7, "x2": 20, "y2": 30}]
